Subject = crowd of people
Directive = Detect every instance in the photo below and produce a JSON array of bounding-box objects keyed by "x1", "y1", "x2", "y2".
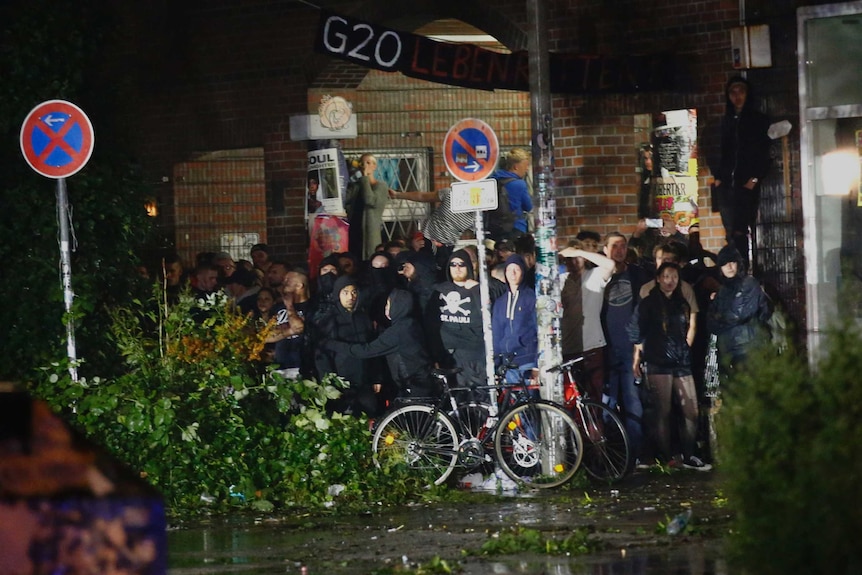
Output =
[
  {"x1": 154, "y1": 214, "x2": 772, "y2": 473},
  {"x1": 149, "y1": 116, "x2": 780, "y2": 472}
]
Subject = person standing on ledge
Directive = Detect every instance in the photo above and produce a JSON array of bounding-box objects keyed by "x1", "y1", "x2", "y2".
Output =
[
  {"x1": 712, "y1": 76, "x2": 771, "y2": 269},
  {"x1": 347, "y1": 153, "x2": 389, "y2": 260}
]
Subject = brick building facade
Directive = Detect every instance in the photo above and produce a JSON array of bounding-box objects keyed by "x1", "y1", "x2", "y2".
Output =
[{"x1": 102, "y1": 0, "x2": 819, "y2": 331}]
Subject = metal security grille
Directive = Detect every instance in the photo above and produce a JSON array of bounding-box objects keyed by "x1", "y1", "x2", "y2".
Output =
[{"x1": 344, "y1": 147, "x2": 433, "y2": 242}]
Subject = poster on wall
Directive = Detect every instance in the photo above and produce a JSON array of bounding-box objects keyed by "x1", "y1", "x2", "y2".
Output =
[
  {"x1": 308, "y1": 214, "x2": 349, "y2": 279},
  {"x1": 652, "y1": 109, "x2": 699, "y2": 234},
  {"x1": 307, "y1": 148, "x2": 345, "y2": 219}
]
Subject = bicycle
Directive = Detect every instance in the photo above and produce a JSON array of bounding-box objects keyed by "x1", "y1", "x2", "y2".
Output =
[
  {"x1": 548, "y1": 357, "x2": 632, "y2": 483},
  {"x1": 371, "y1": 365, "x2": 584, "y2": 488}
]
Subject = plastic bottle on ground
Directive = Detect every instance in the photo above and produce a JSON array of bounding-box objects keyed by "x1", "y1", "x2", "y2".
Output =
[{"x1": 666, "y1": 508, "x2": 692, "y2": 535}]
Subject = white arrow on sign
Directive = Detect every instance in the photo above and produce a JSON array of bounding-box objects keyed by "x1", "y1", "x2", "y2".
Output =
[
  {"x1": 463, "y1": 161, "x2": 481, "y2": 172},
  {"x1": 43, "y1": 114, "x2": 66, "y2": 127}
]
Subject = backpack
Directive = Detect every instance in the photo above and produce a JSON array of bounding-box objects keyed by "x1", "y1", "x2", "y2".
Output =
[{"x1": 484, "y1": 177, "x2": 516, "y2": 241}]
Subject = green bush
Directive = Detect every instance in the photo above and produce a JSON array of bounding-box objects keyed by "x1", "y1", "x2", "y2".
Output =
[
  {"x1": 27, "y1": 290, "x2": 428, "y2": 514},
  {"x1": 717, "y1": 326, "x2": 862, "y2": 574}
]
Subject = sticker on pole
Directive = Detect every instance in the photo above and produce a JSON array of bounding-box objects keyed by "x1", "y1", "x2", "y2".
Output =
[
  {"x1": 20, "y1": 100, "x2": 95, "y2": 179},
  {"x1": 443, "y1": 118, "x2": 499, "y2": 182},
  {"x1": 450, "y1": 180, "x2": 498, "y2": 213}
]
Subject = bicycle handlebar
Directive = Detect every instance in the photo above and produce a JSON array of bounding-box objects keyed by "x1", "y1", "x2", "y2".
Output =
[{"x1": 546, "y1": 356, "x2": 585, "y2": 373}]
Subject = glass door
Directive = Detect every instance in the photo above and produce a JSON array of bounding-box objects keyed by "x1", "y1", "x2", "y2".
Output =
[{"x1": 799, "y1": 1, "x2": 862, "y2": 360}]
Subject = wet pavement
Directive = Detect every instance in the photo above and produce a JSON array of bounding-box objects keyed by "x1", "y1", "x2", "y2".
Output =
[{"x1": 168, "y1": 470, "x2": 733, "y2": 574}]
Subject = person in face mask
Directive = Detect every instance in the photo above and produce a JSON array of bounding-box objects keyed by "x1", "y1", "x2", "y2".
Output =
[{"x1": 363, "y1": 251, "x2": 396, "y2": 331}]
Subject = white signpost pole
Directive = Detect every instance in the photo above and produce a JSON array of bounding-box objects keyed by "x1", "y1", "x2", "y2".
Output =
[
  {"x1": 450, "y1": 180, "x2": 498, "y2": 409},
  {"x1": 56, "y1": 178, "x2": 78, "y2": 382}
]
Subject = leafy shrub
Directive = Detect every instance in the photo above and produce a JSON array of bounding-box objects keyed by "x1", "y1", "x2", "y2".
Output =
[
  {"x1": 717, "y1": 326, "x2": 862, "y2": 574},
  {"x1": 27, "y1": 290, "x2": 427, "y2": 514}
]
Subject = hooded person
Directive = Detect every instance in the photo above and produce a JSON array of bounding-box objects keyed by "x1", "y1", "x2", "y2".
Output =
[
  {"x1": 491, "y1": 254, "x2": 538, "y2": 383},
  {"x1": 708, "y1": 245, "x2": 772, "y2": 372},
  {"x1": 314, "y1": 275, "x2": 380, "y2": 415},
  {"x1": 427, "y1": 248, "x2": 487, "y2": 398},
  {"x1": 321, "y1": 288, "x2": 436, "y2": 398},
  {"x1": 713, "y1": 76, "x2": 771, "y2": 266},
  {"x1": 363, "y1": 251, "x2": 397, "y2": 330},
  {"x1": 394, "y1": 249, "x2": 437, "y2": 315}
]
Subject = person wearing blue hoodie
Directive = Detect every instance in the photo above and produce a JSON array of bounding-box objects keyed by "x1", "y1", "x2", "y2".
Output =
[{"x1": 492, "y1": 254, "x2": 538, "y2": 385}]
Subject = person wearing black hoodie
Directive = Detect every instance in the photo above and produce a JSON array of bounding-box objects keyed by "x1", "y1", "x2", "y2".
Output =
[
  {"x1": 321, "y1": 288, "x2": 436, "y2": 397},
  {"x1": 428, "y1": 248, "x2": 487, "y2": 397},
  {"x1": 315, "y1": 275, "x2": 380, "y2": 415},
  {"x1": 394, "y1": 249, "x2": 437, "y2": 316},
  {"x1": 713, "y1": 76, "x2": 771, "y2": 267}
]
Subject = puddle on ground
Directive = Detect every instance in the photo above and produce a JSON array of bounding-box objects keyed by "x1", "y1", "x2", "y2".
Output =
[{"x1": 168, "y1": 472, "x2": 733, "y2": 574}]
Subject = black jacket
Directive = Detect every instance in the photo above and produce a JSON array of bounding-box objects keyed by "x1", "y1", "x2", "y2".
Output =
[
  {"x1": 708, "y1": 274, "x2": 770, "y2": 363},
  {"x1": 715, "y1": 76, "x2": 771, "y2": 190},
  {"x1": 322, "y1": 288, "x2": 434, "y2": 395},
  {"x1": 628, "y1": 285, "x2": 692, "y2": 374},
  {"x1": 315, "y1": 276, "x2": 375, "y2": 387}
]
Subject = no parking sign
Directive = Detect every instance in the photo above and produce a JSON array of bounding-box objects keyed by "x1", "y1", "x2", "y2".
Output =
[
  {"x1": 443, "y1": 118, "x2": 499, "y2": 182},
  {"x1": 20, "y1": 99, "x2": 95, "y2": 179},
  {"x1": 19, "y1": 99, "x2": 95, "y2": 383}
]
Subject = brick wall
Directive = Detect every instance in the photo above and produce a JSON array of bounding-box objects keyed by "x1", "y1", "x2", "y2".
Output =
[
  {"x1": 103, "y1": 0, "x2": 812, "y2": 323},
  {"x1": 173, "y1": 149, "x2": 267, "y2": 266}
]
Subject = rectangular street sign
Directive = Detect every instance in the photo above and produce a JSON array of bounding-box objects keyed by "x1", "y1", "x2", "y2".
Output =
[{"x1": 450, "y1": 179, "x2": 498, "y2": 213}]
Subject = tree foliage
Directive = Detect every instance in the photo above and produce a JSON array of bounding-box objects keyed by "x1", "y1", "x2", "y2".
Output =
[
  {"x1": 717, "y1": 327, "x2": 862, "y2": 574},
  {"x1": 0, "y1": 0, "x2": 154, "y2": 379},
  {"x1": 28, "y1": 291, "x2": 430, "y2": 513}
]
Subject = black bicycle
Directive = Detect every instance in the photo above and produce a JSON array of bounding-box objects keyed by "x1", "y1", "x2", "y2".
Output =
[{"x1": 371, "y1": 365, "x2": 584, "y2": 488}]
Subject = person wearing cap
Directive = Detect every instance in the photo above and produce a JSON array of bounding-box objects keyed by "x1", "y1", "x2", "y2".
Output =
[
  {"x1": 708, "y1": 245, "x2": 771, "y2": 373},
  {"x1": 712, "y1": 76, "x2": 771, "y2": 267},
  {"x1": 224, "y1": 267, "x2": 260, "y2": 316},
  {"x1": 250, "y1": 243, "x2": 272, "y2": 277},
  {"x1": 427, "y1": 249, "x2": 487, "y2": 398},
  {"x1": 559, "y1": 240, "x2": 616, "y2": 401}
]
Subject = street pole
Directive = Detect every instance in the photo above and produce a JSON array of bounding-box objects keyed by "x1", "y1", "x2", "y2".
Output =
[
  {"x1": 527, "y1": 0, "x2": 562, "y2": 405},
  {"x1": 57, "y1": 178, "x2": 79, "y2": 382},
  {"x1": 527, "y1": 0, "x2": 568, "y2": 485}
]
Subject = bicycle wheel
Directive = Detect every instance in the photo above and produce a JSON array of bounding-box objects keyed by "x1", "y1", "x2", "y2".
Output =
[
  {"x1": 494, "y1": 401, "x2": 583, "y2": 489},
  {"x1": 372, "y1": 404, "x2": 459, "y2": 486},
  {"x1": 575, "y1": 400, "x2": 631, "y2": 483},
  {"x1": 451, "y1": 402, "x2": 493, "y2": 471}
]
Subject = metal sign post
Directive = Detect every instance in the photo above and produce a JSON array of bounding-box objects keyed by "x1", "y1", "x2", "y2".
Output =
[
  {"x1": 450, "y1": 179, "x2": 499, "y2": 409},
  {"x1": 56, "y1": 178, "x2": 78, "y2": 382},
  {"x1": 20, "y1": 100, "x2": 95, "y2": 382}
]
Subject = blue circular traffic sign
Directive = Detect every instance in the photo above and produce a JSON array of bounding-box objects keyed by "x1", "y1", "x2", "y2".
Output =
[
  {"x1": 20, "y1": 100, "x2": 95, "y2": 179},
  {"x1": 443, "y1": 118, "x2": 499, "y2": 182}
]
